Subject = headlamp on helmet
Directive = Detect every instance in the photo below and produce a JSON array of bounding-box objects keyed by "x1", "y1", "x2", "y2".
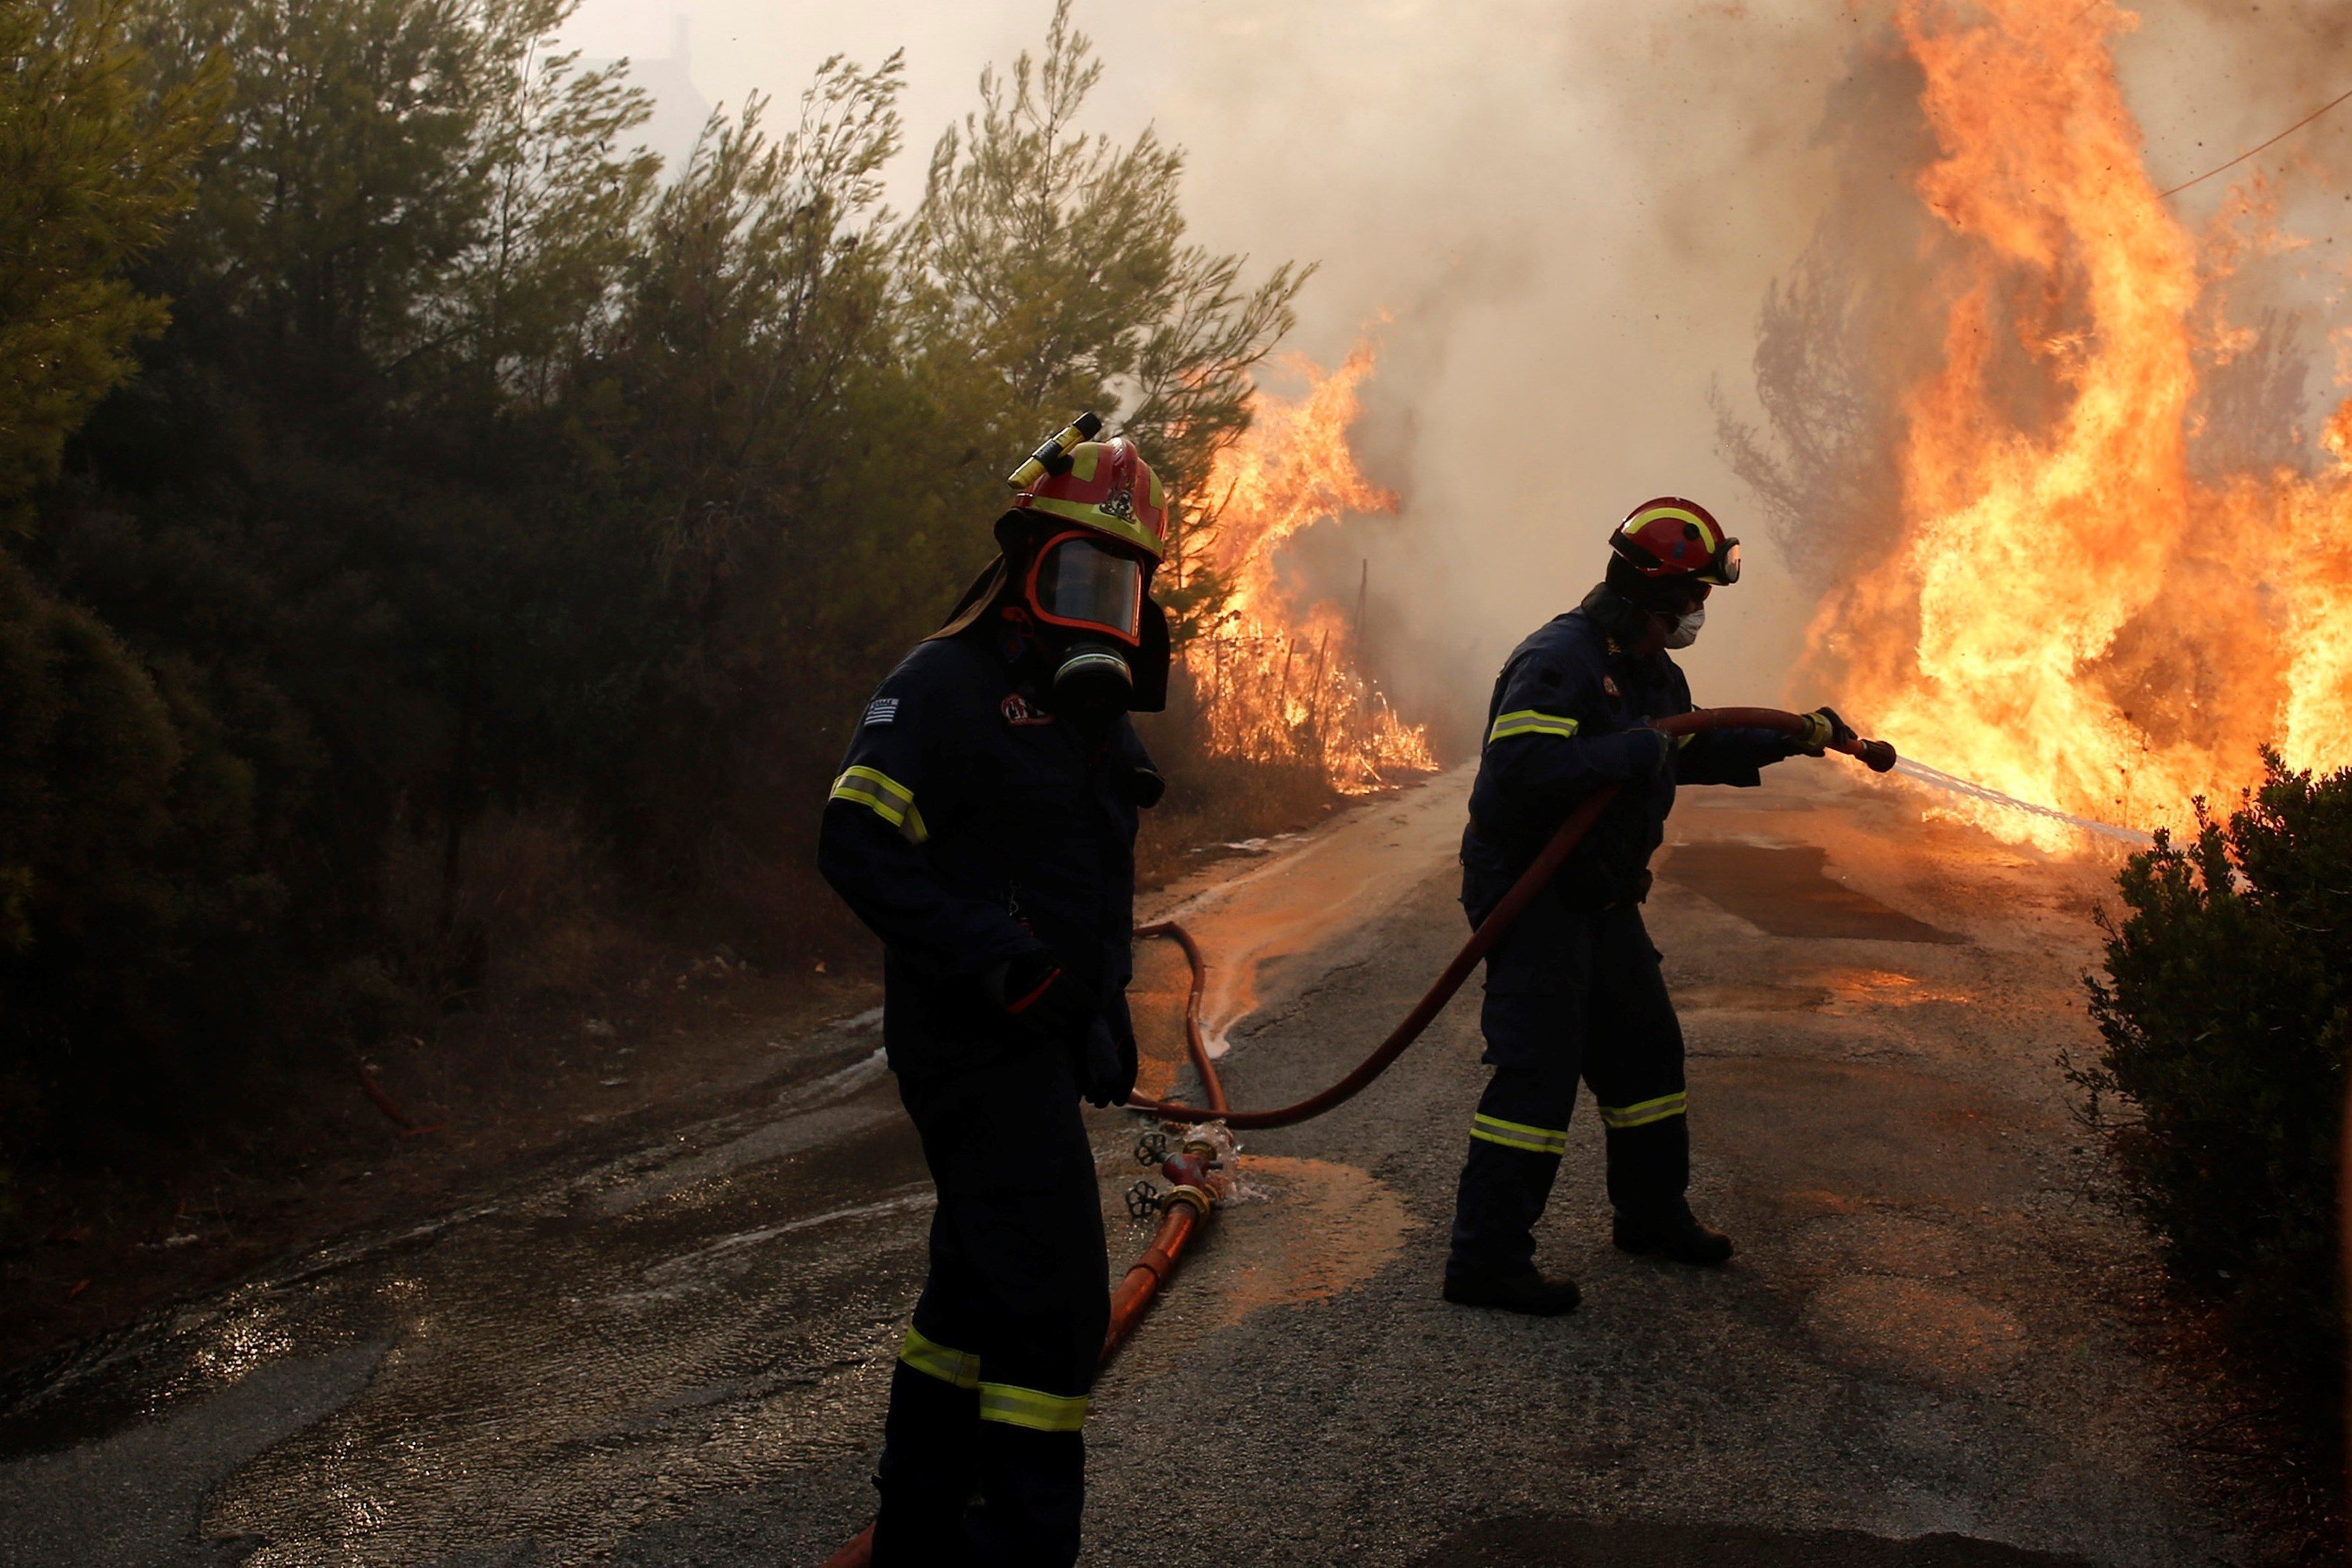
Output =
[{"x1": 1004, "y1": 416, "x2": 1171, "y2": 564}]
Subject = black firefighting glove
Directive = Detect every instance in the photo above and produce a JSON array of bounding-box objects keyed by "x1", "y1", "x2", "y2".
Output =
[
  {"x1": 1587, "y1": 725, "x2": 1673, "y2": 782},
  {"x1": 1599, "y1": 724, "x2": 1674, "y2": 785},
  {"x1": 1789, "y1": 706, "x2": 1858, "y2": 757},
  {"x1": 1079, "y1": 1016, "x2": 1138, "y2": 1109},
  {"x1": 984, "y1": 952, "x2": 1098, "y2": 1056}
]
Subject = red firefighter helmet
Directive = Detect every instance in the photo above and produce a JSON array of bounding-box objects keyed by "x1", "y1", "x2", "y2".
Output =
[
  {"x1": 1610, "y1": 497, "x2": 1741, "y2": 586},
  {"x1": 1010, "y1": 435, "x2": 1170, "y2": 562}
]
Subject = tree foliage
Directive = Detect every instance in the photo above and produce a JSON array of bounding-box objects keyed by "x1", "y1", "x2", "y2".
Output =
[
  {"x1": 0, "y1": 0, "x2": 220, "y2": 509},
  {"x1": 902, "y1": 0, "x2": 1304, "y2": 633},
  {"x1": 0, "y1": 0, "x2": 1306, "y2": 1155}
]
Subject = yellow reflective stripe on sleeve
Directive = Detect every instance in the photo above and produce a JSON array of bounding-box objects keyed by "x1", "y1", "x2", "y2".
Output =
[
  {"x1": 1488, "y1": 710, "x2": 1580, "y2": 744},
  {"x1": 1598, "y1": 1091, "x2": 1687, "y2": 1130},
  {"x1": 1470, "y1": 1112, "x2": 1569, "y2": 1156},
  {"x1": 899, "y1": 1324, "x2": 980, "y2": 1389},
  {"x1": 830, "y1": 765, "x2": 929, "y2": 845},
  {"x1": 977, "y1": 1381, "x2": 1088, "y2": 1433}
]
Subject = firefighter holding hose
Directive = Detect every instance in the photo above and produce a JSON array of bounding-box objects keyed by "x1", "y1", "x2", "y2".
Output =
[
  {"x1": 817, "y1": 415, "x2": 1172, "y2": 1563},
  {"x1": 1443, "y1": 498, "x2": 1853, "y2": 1315}
]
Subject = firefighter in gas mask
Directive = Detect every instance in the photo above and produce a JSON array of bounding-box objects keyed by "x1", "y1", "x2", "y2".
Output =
[
  {"x1": 817, "y1": 414, "x2": 1170, "y2": 1564},
  {"x1": 1443, "y1": 497, "x2": 1853, "y2": 1316}
]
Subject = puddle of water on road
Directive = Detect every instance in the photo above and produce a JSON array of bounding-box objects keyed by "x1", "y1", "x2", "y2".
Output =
[
  {"x1": 190, "y1": 1109, "x2": 933, "y2": 1564},
  {"x1": 1662, "y1": 842, "x2": 1962, "y2": 944},
  {"x1": 1202, "y1": 1156, "x2": 1417, "y2": 1327},
  {"x1": 1099, "y1": 1156, "x2": 1417, "y2": 1394},
  {"x1": 1820, "y1": 969, "x2": 1976, "y2": 1011}
]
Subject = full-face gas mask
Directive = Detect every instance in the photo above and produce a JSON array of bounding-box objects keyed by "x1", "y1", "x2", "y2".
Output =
[
  {"x1": 1024, "y1": 530, "x2": 1156, "y2": 718},
  {"x1": 924, "y1": 414, "x2": 1176, "y2": 714}
]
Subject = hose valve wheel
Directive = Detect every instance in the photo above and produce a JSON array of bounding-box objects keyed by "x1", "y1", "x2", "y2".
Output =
[
  {"x1": 1123, "y1": 1179, "x2": 1162, "y2": 1220},
  {"x1": 1134, "y1": 1131, "x2": 1170, "y2": 1168}
]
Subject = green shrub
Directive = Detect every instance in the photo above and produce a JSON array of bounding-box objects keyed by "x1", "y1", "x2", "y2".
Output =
[{"x1": 2078, "y1": 749, "x2": 2349, "y2": 1440}]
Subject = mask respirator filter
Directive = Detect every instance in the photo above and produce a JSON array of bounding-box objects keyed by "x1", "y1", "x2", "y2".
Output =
[
  {"x1": 1664, "y1": 602, "x2": 1705, "y2": 650},
  {"x1": 1052, "y1": 641, "x2": 1135, "y2": 718}
]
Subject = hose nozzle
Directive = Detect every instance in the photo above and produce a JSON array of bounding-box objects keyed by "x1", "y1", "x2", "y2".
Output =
[{"x1": 1845, "y1": 737, "x2": 1899, "y2": 773}]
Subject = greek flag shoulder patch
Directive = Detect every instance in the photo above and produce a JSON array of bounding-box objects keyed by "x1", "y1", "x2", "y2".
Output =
[{"x1": 862, "y1": 697, "x2": 900, "y2": 728}]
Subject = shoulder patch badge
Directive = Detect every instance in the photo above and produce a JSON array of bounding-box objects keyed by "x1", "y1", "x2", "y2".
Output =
[
  {"x1": 1001, "y1": 693, "x2": 1055, "y2": 726},
  {"x1": 862, "y1": 697, "x2": 899, "y2": 728}
]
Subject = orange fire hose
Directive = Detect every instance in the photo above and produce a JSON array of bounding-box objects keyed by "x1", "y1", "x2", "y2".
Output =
[
  {"x1": 1129, "y1": 707, "x2": 1893, "y2": 1127},
  {"x1": 1130, "y1": 918, "x2": 1225, "y2": 1113},
  {"x1": 820, "y1": 707, "x2": 1893, "y2": 1567}
]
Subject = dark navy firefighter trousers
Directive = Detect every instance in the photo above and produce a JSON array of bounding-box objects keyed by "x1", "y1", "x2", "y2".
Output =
[
  {"x1": 873, "y1": 1041, "x2": 1107, "y2": 1565},
  {"x1": 1447, "y1": 892, "x2": 1692, "y2": 1284}
]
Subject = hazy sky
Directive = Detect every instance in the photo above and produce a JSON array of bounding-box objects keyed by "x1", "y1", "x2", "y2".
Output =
[{"x1": 556, "y1": 0, "x2": 2351, "y2": 715}]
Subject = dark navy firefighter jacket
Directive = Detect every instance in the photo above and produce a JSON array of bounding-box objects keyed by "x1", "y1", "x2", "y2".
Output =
[
  {"x1": 817, "y1": 620, "x2": 1163, "y2": 1078},
  {"x1": 1463, "y1": 598, "x2": 1790, "y2": 967}
]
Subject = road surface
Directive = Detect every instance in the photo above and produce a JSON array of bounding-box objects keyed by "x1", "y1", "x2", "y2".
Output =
[{"x1": 0, "y1": 763, "x2": 2252, "y2": 1565}]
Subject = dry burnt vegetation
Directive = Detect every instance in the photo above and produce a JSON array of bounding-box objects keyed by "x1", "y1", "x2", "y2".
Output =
[{"x1": 0, "y1": 0, "x2": 1328, "y2": 1357}]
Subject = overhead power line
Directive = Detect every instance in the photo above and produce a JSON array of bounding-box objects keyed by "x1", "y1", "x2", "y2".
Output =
[{"x1": 2157, "y1": 83, "x2": 2352, "y2": 200}]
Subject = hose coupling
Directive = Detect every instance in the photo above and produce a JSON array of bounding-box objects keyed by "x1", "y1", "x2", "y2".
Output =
[{"x1": 1160, "y1": 1184, "x2": 1214, "y2": 1216}]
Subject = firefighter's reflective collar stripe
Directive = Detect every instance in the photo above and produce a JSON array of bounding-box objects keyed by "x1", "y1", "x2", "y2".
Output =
[
  {"x1": 1598, "y1": 1091, "x2": 1687, "y2": 1129},
  {"x1": 899, "y1": 1323, "x2": 979, "y2": 1388},
  {"x1": 1487, "y1": 708, "x2": 1579, "y2": 744},
  {"x1": 979, "y1": 1382, "x2": 1089, "y2": 1432},
  {"x1": 830, "y1": 764, "x2": 929, "y2": 844},
  {"x1": 1470, "y1": 1111, "x2": 1569, "y2": 1156}
]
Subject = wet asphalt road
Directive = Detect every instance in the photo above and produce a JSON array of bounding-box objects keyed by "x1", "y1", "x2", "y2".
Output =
[{"x1": 0, "y1": 765, "x2": 2253, "y2": 1565}]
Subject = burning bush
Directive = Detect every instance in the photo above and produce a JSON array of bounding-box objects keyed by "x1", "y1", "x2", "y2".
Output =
[
  {"x1": 2077, "y1": 751, "x2": 2350, "y2": 1465},
  {"x1": 1175, "y1": 343, "x2": 1435, "y2": 795}
]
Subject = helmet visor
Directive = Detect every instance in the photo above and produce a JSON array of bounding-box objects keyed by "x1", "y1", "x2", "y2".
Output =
[
  {"x1": 1710, "y1": 540, "x2": 1742, "y2": 585},
  {"x1": 1029, "y1": 532, "x2": 1144, "y2": 645}
]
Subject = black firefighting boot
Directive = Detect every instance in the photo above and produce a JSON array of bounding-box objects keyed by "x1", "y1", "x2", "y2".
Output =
[
  {"x1": 1442, "y1": 1268, "x2": 1583, "y2": 1315},
  {"x1": 1611, "y1": 1211, "x2": 1735, "y2": 1267},
  {"x1": 1604, "y1": 1113, "x2": 1731, "y2": 1265},
  {"x1": 1446, "y1": 1129, "x2": 1578, "y2": 1313}
]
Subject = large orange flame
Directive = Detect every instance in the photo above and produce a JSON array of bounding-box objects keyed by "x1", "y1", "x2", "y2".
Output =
[
  {"x1": 1180, "y1": 340, "x2": 1436, "y2": 794},
  {"x1": 1816, "y1": 0, "x2": 2352, "y2": 848}
]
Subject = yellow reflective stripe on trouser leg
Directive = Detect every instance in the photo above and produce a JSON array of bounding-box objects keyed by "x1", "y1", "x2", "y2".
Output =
[
  {"x1": 829, "y1": 764, "x2": 929, "y2": 845},
  {"x1": 1470, "y1": 1112, "x2": 1569, "y2": 1156},
  {"x1": 977, "y1": 1381, "x2": 1088, "y2": 1433},
  {"x1": 898, "y1": 1324, "x2": 980, "y2": 1389},
  {"x1": 1598, "y1": 1091, "x2": 1687, "y2": 1130},
  {"x1": 1488, "y1": 709, "x2": 1580, "y2": 744}
]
